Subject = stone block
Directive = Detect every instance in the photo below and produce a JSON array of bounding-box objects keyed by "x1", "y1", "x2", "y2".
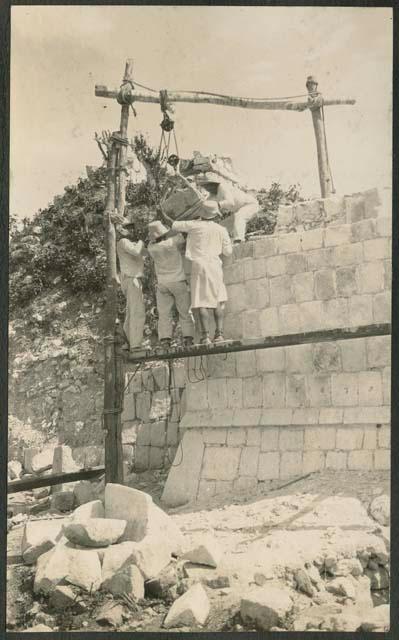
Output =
[
  {"x1": 186, "y1": 380, "x2": 208, "y2": 411},
  {"x1": 333, "y1": 242, "x2": 363, "y2": 267},
  {"x1": 312, "y1": 342, "x2": 341, "y2": 372},
  {"x1": 246, "y1": 428, "x2": 261, "y2": 446},
  {"x1": 321, "y1": 195, "x2": 345, "y2": 222},
  {"x1": 384, "y1": 259, "x2": 392, "y2": 289},
  {"x1": 339, "y1": 339, "x2": 367, "y2": 372},
  {"x1": 214, "y1": 480, "x2": 234, "y2": 496},
  {"x1": 242, "y1": 310, "x2": 262, "y2": 339},
  {"x1": 240, "y1": 585, "x2": 294, "y2": 630},
  {"x1": 303, "y1": 450, "x2": 325, "y2": 473},
  {"x1": 207, "y1": 353, "x2": 236, "y2": 378},
  {"x1": 256, "y1": 347, "x2": 285, "y2": 372},
  {"x1": 141, "y1": 369, "x2": 155, "y2": 392},
  {"x1": 336, "y1": 427, "x2": 364, "y2": 450},
  {"x1": 286, "y1": 253, "x2": 307, "y2": 275},
  {"x1": 331, "y1": 373, "x2": 358, "y2": 407},
  {"x1": 259, "y1": 307, "x2": 280, "y2": 336},
  {"x1": 254, "y1": 237, "x2": 276, "y2": 258},
  {"x1": 171, "y1": 362, "x2": 186, "y2": 389},
  {"x1": 299, "y1": 300, "x2": 324, "y2": 332},
  {"x1": 244, "y1": 279, "x2": 270, "y2": 309},
  {"x1": 244, "y1": 258, "x2": 266, "y2": 280},
  {"x1": 136, "y1": 423, "x2": 151, "y2": 446},
  {"x1": 286, "y1": 344, "x2": 313, "y2": 372},
  {"x1": 324, "y1": 224, "x2": 351, "y2": 247},
  {"x1": 126, "y1": 370, "x2": 142, "y2": 393},
  {"x1": 261, "y1": 409, "x2": 292, "y2": 426},
  {"x1": 373, "y1": 292, "x2": 391, "y2": 323},
  {"x1": 280, "y1": 451, "x2": 303, "y2": 478},
  {"x1": 224, "y1": 261, "x2": 244, "y2": 285},
  {"x1": 367, "y1": 335, "x2": 391, "y2": 367},
  {"x1": 243, "y1": 376, "x2": 263, "y2": 407},
  {"x1": 227, "y1": 427, "x2": 246, "y2": 446},
  {"x1": 150, "y1": 421, "x2": 167, "y2": 447},
  {"x1": 202, "y1": 447, "x2": 241, "y2": 481},
  {"x1": 344, "y1": 406, "x2": 390, "y2": 424},
  {"x1": 207, "y1": 378, "x2": 228, "y2": 410},
  {"x1": 263, "y1": 372, "x2": 287, "y2": 407},
  {"x1": 336, "y1": 266, "x2": 358, "y2": 297},
  {"x1": 234, "y1": 241, "x2": 255, "y2": 260},
  {"x1": 279, "y1": 304, "x2": 302, "y2": 334},
  {"x1": 134, "y1": 446, "x2": 149, "y2": 471},
  {"x1": 286, "y1": 374, "x2": 307, "y2": 408},
  {"x1": 358, "y1": 371, "x2": 383, "y2": 406},
  {"x1": 363, "y1": 238, "x2": 391, "y2": 262},
  {"x1": 315, "y1": 269, "x2": 336, "y2": 300},
  {"x1": 277, "y1": 232, "x2": 301, "y2": 254},
  {"x1": 377, "y1": 425, "x2": 390, "y2": 448},
  {"x1": 351, "y1": 219, "x2": 376, "y2": 242},
  {"x1": 212, "y1": 409, "x2": 235, "y2": 427},
  {"x1": 292, "y1": 271, "x2": 314, "y2": 302},
  {"x1": 322, "y1": 298, "x2": 349, "y2": 329},
  {"x1": 226, "y1": 378, "x2": 243, "y2": 409},
  {"x1": 162, "y1": 430, "x2": 205, "y2": 507},
  {"x1": 319, "y1": 408, "x2": 343, "y2": 423},
  {"x1": 152, "y1": 363, "x2": 169, "y2": 390},
  {"x1": 135, "y1": 391, "x2": 151, "y2": 422},
  {"x1": 257, "y1": 452, "x2": 280, "y2": 480},
  {"x1": 226, "y1": 283, "x2": 247, "y2": 312},
  {"x1": 357, "y1": 262, "x2": 385, "y2": 294},
  {"x1": 276, "y1": 204, "x2": 295, "y2": 228},
  {"x1": 279, "y1": 428, "x2": 303, "y2": 451},
  {"x1": 307, "y1": 375, "x2": 331, "y2": 406},
  {"x1": 52, "y1": 445, "x2": 80, "y2": 475},
  {"x1": 382, "y1": 367, "x2": 391, "y2": 405},
  {"x1": 122, "y1": 393, "x2": 135, "y2": 422},
  {"x1": 236, "y1": 351, "x2": 257, "y2": 377},
  {"x1": 348, "y1": 294, "x2": 373, "y2": 325},
  {"x1": 202, "y1": 428, "x2": 227, "y2": 444},
  {"x1": 374, "y1": 450, "x2": 390, "y2": 470},
  {"x1": 301, "y1": 228, "x2": 323, "y2": 251},
  {"x1": 260, "y1": 427, "x2": 280, "y2": 451},
  {"x1": 363, "y1": 426, "x2": 377, "y2": 450},
  {"x1": 233, "y1": 408, "x2": 261, "y2": 426},
  {"x1": 270, "y1": 275, "x2": 294, "y2": 306},
  {"x1": 149, "y1": 447, "x2": 164, "y2": 470},
  {"x1": 166, "y1": 422, "x2": 179, "y2": 446},
  {"x1": 197, "y1": 479, "x2": 216, "y2": 500},
  {"x1": 347, "y1": 450, "x2": 373, "y2": 470},
  {"x1": 304, "y1": 426, "x2": 336, "y2": 450},
  {"x1": 223, "y1": 312, "x2": 243, "y2": 340},
  {"x1": 234, "y1": 476, "x2": 258, "y2": 493},
  {"x1": 344, "y1": 195, "x2": 366, "y2": 223},
  {"x1": 149, "y1": 390, "x2": 171, "y2": 421},
  {"x1": 265, "y1": 255, "x2": 286, "y2": 277},
  {"x1": 292, "y1": 408, "x2": 319, "y2": 424},
  {"x1": 239, "y1": 446, "x2": 260, "y2": 476},
  {"x1": 326, "y1": 451, "x2": 348, "y2": 470},
  {"x1": 307, "y1": 247, "x2": 335, "y2": 271}
]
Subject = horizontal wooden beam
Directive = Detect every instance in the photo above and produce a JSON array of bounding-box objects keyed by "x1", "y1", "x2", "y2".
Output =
[
  {"x1": 125, "y1": 323, "x2": 390, "y2": 364},
  {"x1": 8, "y1": 466, "x2": 105, "y2": 494},
  {"x1": 95, "y1": 86, "x2": 355, "y2": 112}
]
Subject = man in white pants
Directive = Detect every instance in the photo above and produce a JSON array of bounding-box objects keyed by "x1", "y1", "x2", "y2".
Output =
[
  {"x1": 198, "y1": 173, "x2": 260, "y2": 243},
  {"x1": 146, "y1": 221, "x2": 195, "y2": 349},
  {"x1": 116, "y1": 221, "x2": 146, "y2": 350}
]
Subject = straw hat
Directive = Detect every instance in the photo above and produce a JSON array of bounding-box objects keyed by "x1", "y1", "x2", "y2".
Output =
[
  {"x1": 196, "y1": 172, "x2": 223, "y2": 185},
  {"x1": 199, "y1": 200, "x2": 220, "y2": 220},
  {"x1": 148, "y1": 220, "x2": 169, "y2": 240}
]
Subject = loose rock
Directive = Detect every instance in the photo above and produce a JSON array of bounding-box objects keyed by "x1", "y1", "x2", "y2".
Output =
[
  {"x1": 145, "y1": 563, "x2": 178, "y2": 600},
  {"x1": 240, "y1": 586, "x2": 293, "y2": 631},
  {"x1": 102, "y1": 564, "x2": 144, "y2": 600},
  {"x1": 369, "y1": 495, "x2": 390, "y2": 526},
  {"x1": 163, "y1": 583, "x2": 210, "y2": 628},
  {"x1": 49, "y1": 584, "x2": 85, "y2": 612},
  {"x1": 72, "y1": 499, "x2": 104, "y2": 521},
  {"x1": 96, "y1": 602, "x2": 124, "y2": 627},
  {"x1": 73, "y1": 480, "x2": 96, "y2": 506},
  {"x1": 51, "y1": 490, "x2": 75, "y2": 512},
  {"x1": 101, "y1": 536, "x2": 171, "y2": 582},
  {"x1": 21, "y1": 519, "x2": 65, "y2": 564},
  {"x1": 8, "y1": 460, "x2": 22, "y2": 480},
  {"x1": 23, "y1": 624, "x2": 53, "y2": 632},
  {"x1": 326, "y1": 577, "x2": 356, "y2": 600},
  {"x1": 294, "y1": 567, "x2": 314, "y2": 596},
  {"x1": 31, "y1": 449, "x2": 54, "y2": 474},
  {"x1": 361, "y1": 604, "x2": 390, "y2": 631},
  {"x1": 34, "y1": 545, "x2": 102, "y2": 594},
  {"x1": 63, "y1": 518, "x2": 126, "y2": 547},
  {"x1": 182, "y1": 536, "x2": 222, "y2": 568},
  {"x1": 365, "y1": 566, "x2": 389, "y2": 590}
]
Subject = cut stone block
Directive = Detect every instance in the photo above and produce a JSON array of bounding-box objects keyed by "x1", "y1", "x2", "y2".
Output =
[
  {"x1": 21, "y1": 519, "x2": 65, "y2": 564},
  {"x1": 101, "y1": 537, "x2": 171, "y2": 581},
  {"x1": 72, "y1": 499, "x2": 104, "y2": 521},
  {"x1": 101, "y1": 563, "x2": 144, "y2": 600},
  {"x1": 163, "y1": 583, "x2": 210, "y2": 628},
  {"x1": 34, "y1": 545, "x2": 102, "y2": 594},
  {"x1": 31, "y1": 449, "x2": 54, "y2": 475},
  {"x1": 63, "y1": 518, "x2": 126, "y2": 547},
  {"x1": 240, "y1": 586, "x2": 293, "y2": 630}
]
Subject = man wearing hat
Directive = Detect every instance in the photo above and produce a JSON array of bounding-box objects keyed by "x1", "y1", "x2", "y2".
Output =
[
  {"x1": 197, "y1": 173, "x2": 260, "y2": 243},
  {"x1": 116, "y1": 219, "x2": 146, "y2": 350},
  {"x1": 147, "y1": 221, "x2": 195, "y2": 349},
  {"x1": 168, "y1": 199, "x2": 232, "y2": 345}
]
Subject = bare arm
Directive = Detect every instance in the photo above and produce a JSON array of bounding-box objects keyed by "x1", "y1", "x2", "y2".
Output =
[{"x1": 118, "y1": 238, "x2": 144, "y2": 257}]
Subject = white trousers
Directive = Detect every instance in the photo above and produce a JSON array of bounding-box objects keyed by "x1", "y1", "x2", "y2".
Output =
[
  {"x1": 156, "y1": 280, "x2": 195, "y2": 340},
  {"x1": 121, "y1": 275, "x2": 146, "y2": 348},
  {"x1": 223, "y1": 202, "x2": 260, "y2": 241}
]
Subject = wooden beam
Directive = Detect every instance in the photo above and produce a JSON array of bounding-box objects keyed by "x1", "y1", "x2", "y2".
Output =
[
  {"x1": 124, "y1": 324, "x2": 391, "y2": 364},
  {"x1": 306, "y1": 76, "x2": 332, "y2": 198},
  {"x1": 8, "y1": 467, "x2": 105, "y2": 494},
  {"x1": 95, "y1": 85, "x2": 355, "y2": 112}
]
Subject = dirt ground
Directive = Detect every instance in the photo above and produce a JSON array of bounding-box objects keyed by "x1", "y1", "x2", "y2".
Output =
[{"x1": 7, "y1": 468, "x2": 390, "y2": 632}]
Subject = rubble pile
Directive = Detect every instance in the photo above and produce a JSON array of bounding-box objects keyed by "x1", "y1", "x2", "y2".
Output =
[{"x1": 12, "y1": 484, "x2": 390, "y2": 633}]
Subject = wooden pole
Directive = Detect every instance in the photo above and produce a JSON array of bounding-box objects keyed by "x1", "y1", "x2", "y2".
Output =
[{"x1": 306, "y1": 76, "x2": 332, "y2": 198}]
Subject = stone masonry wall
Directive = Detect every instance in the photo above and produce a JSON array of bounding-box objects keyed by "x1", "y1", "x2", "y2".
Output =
[{"x1": 161, "y1": 188, "x2": 391, "y2": 507}]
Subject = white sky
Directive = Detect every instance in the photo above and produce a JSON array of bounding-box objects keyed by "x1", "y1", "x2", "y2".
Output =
[{"x1": 10, "y1": 6, "x2": 392, "y2": 218}]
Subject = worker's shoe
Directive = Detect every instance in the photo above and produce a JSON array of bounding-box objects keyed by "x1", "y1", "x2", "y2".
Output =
[
  {"x1": 200, "y1": 333, "x2": 212, "y2": 346},
  {"x1": 213, "y1": 332, "x2": 225, "y2": 343},
  {"x1": 183, "y1": 336, "x2": 194, "y2": 348},
  {"x1": 160, "y1": 338, "x2": 172, "y2": 352}
]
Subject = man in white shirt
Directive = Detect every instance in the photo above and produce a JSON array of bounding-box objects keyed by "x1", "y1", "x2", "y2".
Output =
[
  {"x1": 116, "y1": 221, "x2": 146, "y2": 350},
  {"x1": 147, "y1": 221, "x2": 195, "y2": 349}
]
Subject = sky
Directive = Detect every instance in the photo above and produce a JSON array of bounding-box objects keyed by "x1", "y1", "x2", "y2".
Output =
[{"x1": 10, "y1": 6, "x2": 392, "y2": 218}]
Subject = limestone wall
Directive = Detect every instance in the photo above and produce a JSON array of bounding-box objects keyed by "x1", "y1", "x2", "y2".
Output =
[{"x1": 162, "y1": 188, "x2": 391, "y2": 506}]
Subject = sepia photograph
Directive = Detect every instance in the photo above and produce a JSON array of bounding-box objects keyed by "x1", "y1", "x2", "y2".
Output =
[{"x1": 6, "y1": 4, "x2": 393, "y2": 634}]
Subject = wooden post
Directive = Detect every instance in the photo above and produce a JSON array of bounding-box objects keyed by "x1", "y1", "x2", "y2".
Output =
[{"x1": 306, "y1": 76, "x2": 332, "y2": 198}]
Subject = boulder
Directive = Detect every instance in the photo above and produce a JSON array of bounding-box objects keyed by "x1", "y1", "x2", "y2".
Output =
[
  {"x1": 294, "y1": 567, "x2": 314, "y2": 597},
  {"x1": 72, "y1": 499, "x2": 104, "y2": 521},
  {"x1": 21, "y1": 519, "x2": 65, "y2": 565},
  {"x1": 23, "y1": 447, "x2": 40, "y2": 474},
  {"x1": 63, "y1": 518, "x2": 126, "y2": 547},
  {"x1": 145, "y1": 563, "x2": 178, "y2": 599},
  {"x1": 163, "y1": 583, "x2": 210, "y2": 628},
  {"x1": 73, "y1": 480, "x2": 96, "y2": 506},
  {"x1": 101, "y1": 536, "x2": 171, "y2": 582},
  {"x1": 104, "y1": 483, "x2": 185, "y2": 555},
  {"x1": 326, "y1": 577, "x2": 356, "y2": 600},
  {"x1": 51, "y1": 490, "x2": 75, "y2": 512},
  {"x1": 8, "y1": 460, "x2": 22, "y2": 480},
  {"x1": 49, "y1": 585, "x2": 85, "y2": 612},
  {"x1": 353, "y1": 574, "x2": 373, "y2": 611},
  {"x1": 240, "y1": 586, "x2": 293, "y2": 631},
  {"x1": 369, "y1": 495, "x2": 390, "y2": 526},
  {"x1": 34, "y1": 546, "x2": 71, "y2": 594},
  {"x1": 182, "y1": 536, "x2": 222, "y2": 568},
  {"x1": 183, "y1": 563, "x2": 230, "y2": 589},
  {"x1": 34, "y1": 545, "x2": 102, "y2": 594},
  {"x1": 31, "y1": 449, "x2": 54, "y2": 474},
  {"x1": 102, "y1": 564, "x2": 144, "y2": 600},
  {"x1": 32, "y1": 487, "x2": 50, "y2": 500},
  {"x1": 335, "y1": 558, "x2": 363, "y2": 577},
  {"x1": 96, "y1": 601, "x2": 124, "y2": 628},
  {"x1": 361, "y1": 604, "x2": 390, "y2": 631}
]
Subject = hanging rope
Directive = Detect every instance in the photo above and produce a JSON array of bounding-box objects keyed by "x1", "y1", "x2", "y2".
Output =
[{"x1": 158, "y1": 89, "x2": 180, "y2": 170}]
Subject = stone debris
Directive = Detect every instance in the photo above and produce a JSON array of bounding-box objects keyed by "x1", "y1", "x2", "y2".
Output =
[
  {"x1": 34, "y1": 544, "x2": 102, "y2": 594},
  {"x1": 8, "y1": 460, "x2": 23, "y2": 480},
  {"x1": 30, "y1": 449, "x2": 54, "y2": 474},
  {"x1": 102, "y1": 563, "x2": 144, "y2": 599},
  {"x1": 182, "y1": 536, "x2": 222, "y2": 568},
  {"x1": 72, "y1": 499, "x2": 105, "y2": 520},
  {"x1": 49, "y1": 584, "x2": 85, "y2": 611},
  {"x1": 101, "y1": 536, "x2": 171, "y2": 582},
  {"x1": 293, "y1": 567, "x2": 314, "y2": 596},
  {"x1": 96, "y1": 601, "x2": 125, "y2": 627},
  {"x1": 183, "y1": 562, "x2": 230, "y2": 589},
  {"x1": 32, "y1": 487, "x2": 50, "y2": 500},
  {"x1": 21, "y1": 519, "x2": 65, "y2": 564},
  {"x1": 334, "y1": 557, "x2": 363, "y2": 577},
  {"x1": 325, "y1": 577, "x2": 356, "y2": 600},
  {"x1": 364, "y1": 566, "x2": 389, "y2": 590},
  {"x1": 145, "y1": 563, "x2": 178, "y2": 599},
  {"x1": 63, "y1": 518, "x2": 126, "y2": 547},
  {"x1": 369, "y1": 494, "x2": 390, "y2": 526},
  {"x1": 361, "y1": 604, "x2": 390, "y2": 631},
  {"x1": 163, "y1": 583, "x2": 210, "y2": 628},
  {"x1": 240, "y1": 585, "x2": 293, "y2": 630}
]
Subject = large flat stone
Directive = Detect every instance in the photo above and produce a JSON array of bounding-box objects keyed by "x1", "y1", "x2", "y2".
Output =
[{"x1": 161, "y1": 430, "x2": 205, "y2": 507}]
